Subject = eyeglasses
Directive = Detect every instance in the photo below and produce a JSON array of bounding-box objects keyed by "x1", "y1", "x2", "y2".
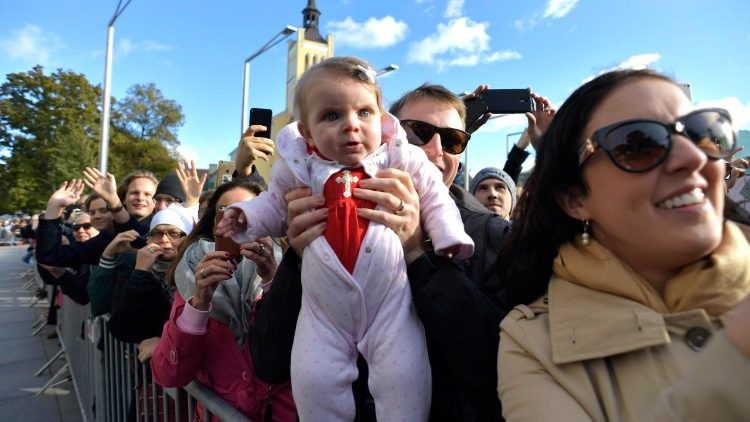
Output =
[
  {"x1": 148, "y1": 229, "x2": 186, "y2": 240},
  {"x1": 400, "y1": 119, "x2": 471, "y2": 154},
  {"x1": 578, "y1": 108, "x2": 735, "y2": 172},
  {"x1": 72, "y1": 223, "x2": 93, "y2": 231},
  {"x1": 154, "y1": 196, "x2": 182, "y2": 207}
]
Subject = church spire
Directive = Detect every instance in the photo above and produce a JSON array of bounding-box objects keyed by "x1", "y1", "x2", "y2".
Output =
[{"x1": 302, "y1": 0, "x2": 326, "y2": 43}]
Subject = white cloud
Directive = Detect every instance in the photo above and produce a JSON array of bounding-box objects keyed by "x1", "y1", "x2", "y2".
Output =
[
  {"x1": 516, "y1": 0, "x2": 579, "y2": 31},
  {"x1": 695, "y1": 97, "x2": 750, "y2": 130},
  {"x1": 0, "y1": 24, "x2": 64, "y2": 65},
  {"x1": 582, "y1": 53, "x2": 662, "y2": 84},
  {"x1": 485, "y1": 50, "x2": 522, "y2": 62},
  {"x1": 116, "y1": 38, "x2": 171, "y2": 58},
  {"x1": 327, "y1": 16, "x2": 408, "y2": 49},
  {"x1": 408, "y1": 17, "x2": 516, "y2": 71},
  {"x1": 542, "y1": 0, "x2": 580, "y2": 19},
  {"x1": 444, "y1": 0, "x2": 464, "y2": 18}
]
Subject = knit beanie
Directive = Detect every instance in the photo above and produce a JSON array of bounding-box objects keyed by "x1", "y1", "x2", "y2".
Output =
[
  {"x1": 469, "y1": 167, "x2": 517, "y2": 211},
  {"x1": 155, "y1": 173, "x2": 186, "y2": 203}
]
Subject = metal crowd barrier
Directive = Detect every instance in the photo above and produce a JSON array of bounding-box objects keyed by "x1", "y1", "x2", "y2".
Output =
[{"x1": 33, "y1": 275, "x2": 251, "y2": 422}]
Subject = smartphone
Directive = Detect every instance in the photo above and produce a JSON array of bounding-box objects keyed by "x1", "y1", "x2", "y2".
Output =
[
  {"x1": 249, "y1": 108, "x2": 273, "y2": 139},
  {"x1": 481, "y1": 88, "x2": 534, "y2": 114},
  {"x1": 214, "y1": 208, "x2": 242, "y2": 263}
]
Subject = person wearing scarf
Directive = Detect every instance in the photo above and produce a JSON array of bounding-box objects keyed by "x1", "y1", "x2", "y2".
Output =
[
  {"x1": 496, "y1": 69, "x2": 750, "y2": 421},
  {"x1": 150, "y1": 180, "x2": 297, "y2": 422}
]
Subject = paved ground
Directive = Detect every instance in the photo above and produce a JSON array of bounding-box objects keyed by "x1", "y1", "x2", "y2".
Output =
[{"x1": 0, "y1": 245, "x2": 83, "y2": 422}]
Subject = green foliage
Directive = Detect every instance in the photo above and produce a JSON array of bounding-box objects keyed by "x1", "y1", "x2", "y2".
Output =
[
  {"x1": 114, "y1": 83, "x2": 184, "y2": 146},
  {"x1": 0, "y1": 66, "x2": 184, "y2": 213}
]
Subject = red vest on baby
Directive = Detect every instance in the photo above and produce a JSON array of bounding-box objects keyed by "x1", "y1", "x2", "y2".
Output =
[{"x1": 323, "y1": 168, "x2": 376, "y2": 273}]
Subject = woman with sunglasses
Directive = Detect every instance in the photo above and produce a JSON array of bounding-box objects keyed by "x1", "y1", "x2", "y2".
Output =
[{"x1": 496, "y1": 69, "x2": 750, "y2": 420}]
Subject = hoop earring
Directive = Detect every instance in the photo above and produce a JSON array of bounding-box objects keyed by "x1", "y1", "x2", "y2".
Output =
[{"x1": 580, "y1": 220, "x2": 591, "y2": 246}]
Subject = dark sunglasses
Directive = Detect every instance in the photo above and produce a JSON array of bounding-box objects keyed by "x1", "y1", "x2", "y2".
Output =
[
  {"x1": 148, "y1": 229, "x2": 186, "y2": 240},
  {"x1": 578, "y1": 108, "x2": 735, "y2": 172},
  {"x1": 400, "y1": 119, "x2": 471, "y2": 154},
  {"x1": 72, "y1": 223, "x2": 93, "y2": 231}
]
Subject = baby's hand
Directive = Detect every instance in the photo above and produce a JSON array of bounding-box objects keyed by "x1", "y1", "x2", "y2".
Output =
[
  {"x1": 215, "y1": 207, "x2": 247, "y2": 237},
  {"x1": 435, "y1": 245, "x2": 462, "y2": 260}
]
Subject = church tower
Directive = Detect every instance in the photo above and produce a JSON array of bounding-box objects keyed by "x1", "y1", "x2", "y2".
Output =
[
  {"x1": 283, "y1": 0, "x2": 335, "y2": 117},
  {"x1": 241, "y1": 1, "x2": 335, "y2": 180}
]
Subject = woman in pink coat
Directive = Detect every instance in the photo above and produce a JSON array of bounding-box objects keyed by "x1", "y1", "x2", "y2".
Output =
[{"x1": 151, "y1": 179, "x2": 296, "y2": 421}]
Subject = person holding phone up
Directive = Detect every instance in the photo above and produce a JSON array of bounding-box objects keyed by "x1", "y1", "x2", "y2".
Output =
[{"x1": 150, "y1": 179, "x2": 296, "y2": 422}]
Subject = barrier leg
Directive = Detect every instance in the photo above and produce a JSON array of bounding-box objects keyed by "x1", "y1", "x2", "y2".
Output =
[
  {"x1": 36, "y1": 363, "x2": 70, "y2": 396},
  {"x1": 34, "y1": 349, "x2": 65, "y2": 376}
]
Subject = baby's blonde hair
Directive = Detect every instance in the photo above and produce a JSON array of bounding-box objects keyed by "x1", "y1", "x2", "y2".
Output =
[{"x1": 294, "y1": 56, "x2": 384, "y2": 123}]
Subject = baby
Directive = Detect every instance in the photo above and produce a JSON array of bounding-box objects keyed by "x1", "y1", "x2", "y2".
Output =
[{"x1": 218, "y1": 56, "x2": 473, "y2": 421}]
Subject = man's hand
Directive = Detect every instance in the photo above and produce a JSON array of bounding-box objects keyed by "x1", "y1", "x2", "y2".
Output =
[
  {"x1": 235, "y1": 125, "x2": 275, "y2": 177},
  {"x1": 176, "y1": 160, "x2": 207, "y2": 207},
  {"x1": 82, "y1": 167, "x2": 119, "y2": 208},
  {"x1": 285, "y1": 188, "x2": 327, "y2": 257},
  {"x1": 462, "y1": 84, "x2": 492, "y2": 134},
  {"x1": 354, "y1": 168, "x2": 426, "y2": 264},
  {"x1": 45, "y1": 180, "x2": 84, "y2": 220}
]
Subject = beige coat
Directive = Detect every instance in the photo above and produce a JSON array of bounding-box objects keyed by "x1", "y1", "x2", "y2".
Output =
[{"x1": 498, "y1": 276, "x2": 750, "y2": 421}]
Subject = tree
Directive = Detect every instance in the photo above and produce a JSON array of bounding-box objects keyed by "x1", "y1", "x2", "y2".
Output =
[
  {"x1": 0, "y1": 66, "x2": 100, "y2": 212},
  {"x1": 0, "y1": 67, "x2": 183, "y2": 213},
  {"x1": 113, "y1": 83, "x2": 184, "y2": 146}
]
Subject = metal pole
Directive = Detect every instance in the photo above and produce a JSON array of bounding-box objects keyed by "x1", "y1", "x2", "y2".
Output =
[
  {"x1": 240, "y1": 61, "x2": 250, "y2": 135},
  {"x1": 463, "y1": 149, "x2": 469, "y2": 190},
  {"x1": 98, "y1": 25, "x2": 114, "y2": 173}
]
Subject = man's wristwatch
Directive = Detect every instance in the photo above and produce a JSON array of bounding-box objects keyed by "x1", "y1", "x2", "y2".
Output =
[{"x1": 107, "y1": 203, "x2": 124, "y2": 213}]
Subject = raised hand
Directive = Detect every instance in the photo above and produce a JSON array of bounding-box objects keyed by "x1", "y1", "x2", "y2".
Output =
[
  {"x1": 48, "y1": 179, "x2": 84, "y2": 208},
  {"x1": 462, "y1": 84, "x2": 492, "y2": 134},
  {"x1": 236, "y1": 125, "x2": 275, "y2": 177},
  {"x1": 176, "y1": 160, "x2": 207, "y2": 207},
  {"x1": 45, "y1": 179, "x2": 85, "y2": 219},
  {"x1": 82, "y1": 167, "x2": 119, "y2": 207},
  {"x1": 523, "y1": 93, "x2": 555, "y2": 151}
]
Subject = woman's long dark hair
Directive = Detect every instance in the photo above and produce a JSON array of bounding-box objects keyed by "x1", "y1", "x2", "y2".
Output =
[
  {"x1": 497, "y1": 69, "x2": 675, "y2": 307},
  {"x1": 166, "y1": 179, "x2": 264, "y2": 287}
]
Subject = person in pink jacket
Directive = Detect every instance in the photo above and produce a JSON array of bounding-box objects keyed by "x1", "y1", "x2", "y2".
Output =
[
  {"x1": 151, "y1": 179, "x2": 296, "y2": 421},
  {"x1": 217, "y1": 56, "x2": 474, "y2": 421}
]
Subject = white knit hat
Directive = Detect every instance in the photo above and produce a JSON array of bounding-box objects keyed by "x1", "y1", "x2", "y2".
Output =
[{"x1": 150, "y1": 205, "x2": 195, "y2": 234}]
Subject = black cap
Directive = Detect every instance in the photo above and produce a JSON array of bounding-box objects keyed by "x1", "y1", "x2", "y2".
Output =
[{"x1": 155, "y1": 173, "x2": 186, "y2": 203}]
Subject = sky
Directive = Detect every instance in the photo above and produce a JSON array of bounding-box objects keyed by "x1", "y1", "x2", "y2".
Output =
[{"x1": 1, "y1": 0, "x2": 749, "y2": 177}]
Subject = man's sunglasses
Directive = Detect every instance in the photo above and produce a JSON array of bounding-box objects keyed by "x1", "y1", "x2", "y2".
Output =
[
  {"x1": 578, "y1": 108, "x2": 735, "y2": 172},
  {"x1": 400, "y1": 119, "x2": 471, "y2": 154},
  {"x1": 72, "y1": 223, "x2": 93, "y2": 231}
]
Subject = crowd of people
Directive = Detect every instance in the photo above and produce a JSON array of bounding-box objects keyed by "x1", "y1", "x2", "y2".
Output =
[{"x1": 15, "y1": 56, "x2": 750, "y2": 422}]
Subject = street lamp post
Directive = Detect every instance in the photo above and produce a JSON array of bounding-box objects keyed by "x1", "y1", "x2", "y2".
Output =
[
  {"x1": 98, "y1": 0, "x2": 133, "y2": 173},
  {"x1": 240, "y1": 25, "x2": 297, "y2": 135}
]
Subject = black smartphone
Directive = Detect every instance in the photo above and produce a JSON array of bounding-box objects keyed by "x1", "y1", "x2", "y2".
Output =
[
  {"x1": 464, "y1": 88, "x2": 534, "y2": 129},
  {"x1": 249, "y1": 108, "x2": 273, "y2": 138},
  {"x1": 481, "y1": 88, "x2": 533, "y2": 114}
]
